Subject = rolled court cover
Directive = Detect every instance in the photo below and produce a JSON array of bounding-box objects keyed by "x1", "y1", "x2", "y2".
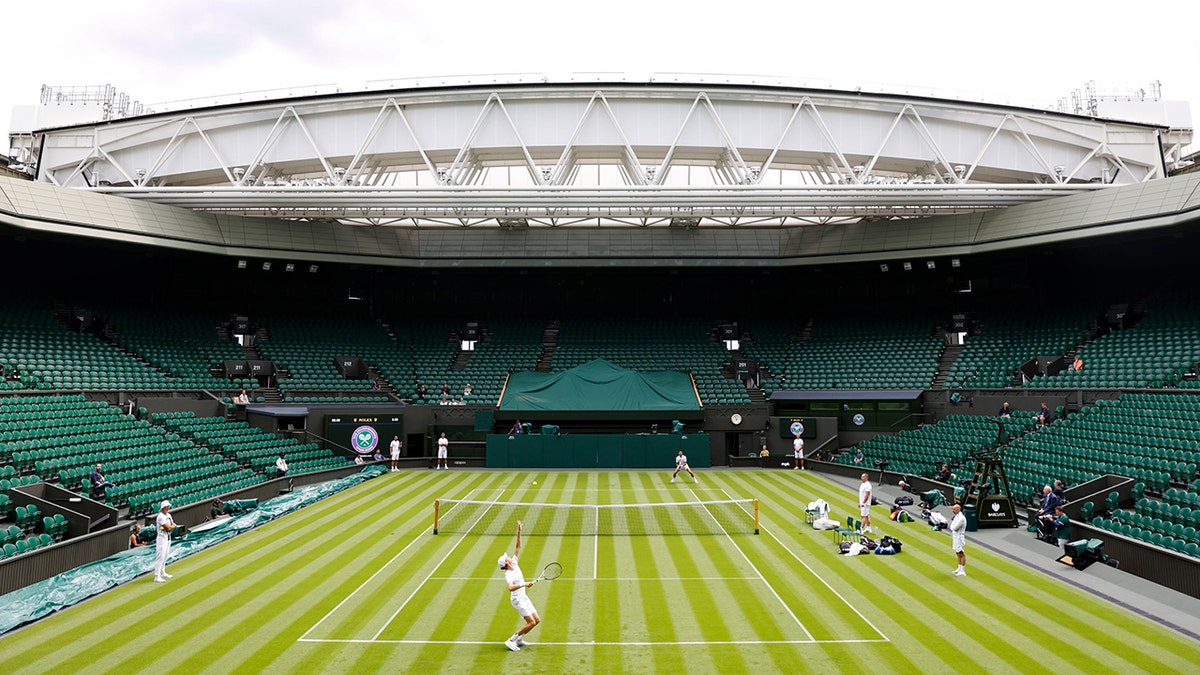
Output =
[{"x1": 498, "y1": 359, "x2": 701, "y2": 412}]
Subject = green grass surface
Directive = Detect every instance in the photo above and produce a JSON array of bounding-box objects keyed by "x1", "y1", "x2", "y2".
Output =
[{"x1": 1, "y1": 469, "x2": 1198, "y2": 674}]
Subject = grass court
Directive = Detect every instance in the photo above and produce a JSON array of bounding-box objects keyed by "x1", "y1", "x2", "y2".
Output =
[{"x1": 1, "y1": 469, "x2": 1197, "y2": 673}]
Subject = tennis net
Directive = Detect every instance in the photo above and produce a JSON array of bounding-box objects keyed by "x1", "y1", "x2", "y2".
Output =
[{"x1": 434, "y1": 498, "x2": 759, "y2": 536}]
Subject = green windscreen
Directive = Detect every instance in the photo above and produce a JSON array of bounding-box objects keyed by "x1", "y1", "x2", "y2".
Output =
[{"x1": 499, "y1": 359, "x2": 702, "y2": 412}]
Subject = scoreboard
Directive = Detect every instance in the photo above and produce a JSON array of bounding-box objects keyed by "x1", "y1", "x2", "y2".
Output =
[{"x1": 325, "y1": 415, "x2": 404, "y2": 457}]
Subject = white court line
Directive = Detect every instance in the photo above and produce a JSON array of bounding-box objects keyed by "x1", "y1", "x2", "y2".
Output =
[
  {"x1": 428, "y1": 576, "x2": 759, "y2": 582},
  {"x1": 719, "y1": 486, "x2": 890, "y2": 642},
  {"x1": 295, "y1": 634, "x2": 888, "y2": 638},
  {"x1": 370, "y1": 490, "x2": 508, "y2": 641},
  {"x1": 299, "y1": 487, "x2": 483, "y2": 641},
  {"x1": 688, "y1": 488, "x2": 815, "y2": 642}
]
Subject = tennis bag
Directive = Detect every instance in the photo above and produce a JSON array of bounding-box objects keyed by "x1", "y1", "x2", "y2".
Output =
[
  {"x1": 895, "y1": 496, "x2": 914, "y2": 506},
  {"x1": 879, "y1": 535, "x2": 902, "y2": 553},
  {"x1": 838, "y1": 541, "x2": 853, "y2": 555}
]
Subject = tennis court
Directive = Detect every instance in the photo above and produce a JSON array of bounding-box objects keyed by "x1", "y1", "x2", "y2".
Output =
[
  {"x1": 301, "y1": 486, "x2": 884, "y2": 647},
  {"x1": 1, "y1": 469, "x2": 1197, "y2": 674}
]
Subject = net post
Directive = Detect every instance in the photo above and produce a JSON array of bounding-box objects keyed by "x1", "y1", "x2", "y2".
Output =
[
  {"x1": 433, "y1": 499, "x2": 440, "y2": 535},
  {"x1": 754, "y1": 499, "x2": 760, "y2": 535}
]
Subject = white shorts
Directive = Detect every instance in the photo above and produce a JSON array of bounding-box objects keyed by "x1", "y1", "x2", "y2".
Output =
[
  {"x1": 952, "y1": 534, "x2": 966, "y2": 553},
  {"x1": 438, "y1": 447, "x2": 448, "y2": 459},
  {"x1": 860, "y1": 504, "x2": 871, "y2": 518},
  {"x1": 390, "y1": 451, "x2": 399, "y2": 460},
  {"x1": 676, "y1": 463, "x2": 689, "y2": 471},
  {"x1": 511, "y1": 595, "x2": 537, "y2": 617}
]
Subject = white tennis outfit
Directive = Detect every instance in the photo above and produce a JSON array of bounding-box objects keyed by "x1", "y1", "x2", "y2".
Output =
[
  {"x1": 154, "y1": 511, "x2": 175, "y2": 580},
  {"x1": 676, "y1": 454, "x2": 689, "y2": 469},
  {"x1": 950, "y1": 511, "x2": 967, "y2": 553},
  {"x1": 389, "y1": 438, "x2": 400, "y2": 460},
  {"x1": 858, "y1": 480, "x2": 873, "y2": 518},
  {"x1": 505, "y1": 555, "x2": 537, "y2": 617},
  {"x1": 437, "y1": 436, "x2": 448, "y2": 459},
  {"x1": 793, "y1": 437, "x2": 804, "y2": 460}
]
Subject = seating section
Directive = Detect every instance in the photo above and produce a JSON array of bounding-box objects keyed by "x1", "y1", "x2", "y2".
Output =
[
  {"x1": 1026, "y1": 293, "x2": 1200, "y2": 389},
  {"x1": 837, "y1": 414, "x2": 1037, "y2": 477},
  {"x1": 0, "y1": 296, "x2": 180, "y2": 391},
  {"x1": 1098, "y1": 489, "x2": 1200, "y2": 558},
  {"x1": 257, "y1": 316, "x2": 408, "y2": 399},
  {"x1": 945, "y1": 308, "x2": 1093, "y2": 389},
  {"x1": 156, "y1": 411, "x2": 353, "y2": 475},
  {"x1": 404, "y1": 319, "x2": 502, "y2": 405},
  {"x1": 1004, "y1": 394, "x2": 1200, "y2": 504},
  {"x1": 739, "y1": 320, "x2": 800, "y2": 398},
  {"x1": 99, "y1": 307, "x2": 259, "y2": 392},
  {"x1": 780, "y1": 316, "x2": 941, "y2": 390}
]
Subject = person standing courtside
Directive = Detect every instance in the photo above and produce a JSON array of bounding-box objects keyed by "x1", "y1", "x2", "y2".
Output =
[
  {"x1": 792, "y1": 433, "x2": 805, "y2": 470},
  {"x1": 950, "y1": 503, "x2": 967, "y2": 576},
  {"x1": 389, "y1": 435, "x2": 402, "y2": 472},
  {"x1": 859, "y1": 473, "x2": 874, "y2": 534},
  {"x1": 436, "y1": 432, "x2": 449, "y2": 470},
  {"x1": 154, "y1": 500, "x2": 177, "y2": 583}
]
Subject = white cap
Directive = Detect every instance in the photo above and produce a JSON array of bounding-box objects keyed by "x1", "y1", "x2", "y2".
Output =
[
  {"x1": 161, "y1": 500, "x2": 171, "y2": 510},
  {"x1": 497, "y1": 553, "x2": 508, "y2": 569}
]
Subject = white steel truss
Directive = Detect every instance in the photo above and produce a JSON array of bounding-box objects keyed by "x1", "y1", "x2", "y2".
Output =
[{"x1": 33, "y1": 82, "x2": 1180, "y2": 227}]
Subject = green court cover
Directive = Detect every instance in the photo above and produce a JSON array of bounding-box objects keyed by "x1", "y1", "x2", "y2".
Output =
[{"x1": 499, "y1": 359, "x2": 701, "y2": 412}]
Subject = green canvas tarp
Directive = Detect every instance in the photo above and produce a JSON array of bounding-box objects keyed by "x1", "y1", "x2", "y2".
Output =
[{"x1": 499, "y1": 359, "x2": 701, "y2": 412}]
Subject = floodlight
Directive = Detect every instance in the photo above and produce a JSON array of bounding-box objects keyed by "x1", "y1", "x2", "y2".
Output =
[
  {"x1": 951, "y1": 258, "x2": 961, "y2": 268},
  {"x1": 926, "y1": 261, "x2": 936, "y2": 270},
  {"x1": 308, "y1": 265, "x2": 319, "y2": 273},
  {"x1": 262, "y1": 262, "x2": 271, "y2": 271},
  {"x1": 902, "y1": 262, "x2": 913, "y2": 271},
  {"x1": 236, "y1": 260, "x2": 247, "y2": 269},
  {"x1": 879, "y1": 264, "x2": 889, "y2": 272},
  {"x1": 285, "y1": 263, "x2": 295, "y2": 272}
]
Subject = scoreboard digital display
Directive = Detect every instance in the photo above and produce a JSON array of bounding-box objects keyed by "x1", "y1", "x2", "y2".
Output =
[{"x1": 325, "y1": 415, "x2": 404, "y2": 456}]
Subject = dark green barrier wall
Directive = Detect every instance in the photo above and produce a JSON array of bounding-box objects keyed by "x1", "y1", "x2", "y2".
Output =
[{"x1": 487, "y1": 434, "x2": 710, "y2": 469}]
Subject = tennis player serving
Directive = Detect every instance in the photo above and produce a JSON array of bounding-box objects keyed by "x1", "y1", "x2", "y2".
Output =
[{"x1": 498, "y1": 520, "x2": 541, "y2": 652}]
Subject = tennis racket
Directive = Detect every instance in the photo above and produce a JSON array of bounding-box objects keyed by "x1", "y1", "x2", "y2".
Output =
[{"x1": 530, "y1": 561, "x2": 563, "y2": 584}]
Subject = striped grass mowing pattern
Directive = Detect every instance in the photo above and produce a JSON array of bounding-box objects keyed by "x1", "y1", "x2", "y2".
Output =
[{"x1": 1, "y1": 469, "x2": 1198, "y2": 674}]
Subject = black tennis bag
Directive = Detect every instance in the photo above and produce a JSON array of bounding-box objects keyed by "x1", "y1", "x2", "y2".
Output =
[
  {"x1": 895, "y1": 496, "x2": 914, "y2": 507},
  {"x1": 880, "y1": 535, "x2": 902, "y2": 553},
  {"x1": 838, "y1": 541, "x2": 852, "y2": 554}
]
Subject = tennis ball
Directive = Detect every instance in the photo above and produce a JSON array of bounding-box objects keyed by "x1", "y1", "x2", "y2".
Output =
[{"x1": 532, "y1": 481, "x2": 538, "y2": 485}]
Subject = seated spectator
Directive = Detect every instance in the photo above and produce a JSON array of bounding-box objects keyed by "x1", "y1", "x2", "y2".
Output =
[
  {"x1": 463, "y1": 383, "x2": 473, "y2": 397},
  {"x1": 510, "y1": 420, "x2": 524, "y2": 435},
  {"x1": 440, "y1": 383, "x2": 451, "y2": 397},
  {"x1": 130, "y1": 524, "x2": 146, "y2": 548},
  {"x1": 1038, "y1": 402, "x2": 1053, "y2": 426},
  {"x1": 414, "y1": 384, "x2": 428, "y2": 400},
  {"x1": 90, "y1": 463, "x2": 115, "y2": 496},
  {"x1": 1031, "y1": 485, "x2": 1061, "y2": 537},
  {"x1": 759, "y1": 444, "x2": 770, "y2": 458},
  {"x1": 934, "y1": 463, "x2": 953, "y2": 482},
  {"x1": 852, "y1": 448, "x2": 865, "y2": 464},
  {"x1": 274, "y1": 454, "x2": 288, "y2": 478},
  {"x1": 998, "y1": 401, "x2": 1013, "y2": 417},
  {"x1": 1072, "y1": 356, "x2": 1084, "y2": 371},
  {"x1": 210, "y1": 498, "x2": 229, "y2": 520}
]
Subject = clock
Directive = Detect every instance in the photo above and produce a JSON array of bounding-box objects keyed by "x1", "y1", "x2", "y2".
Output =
[{"x1": 730, "y1": 413, "x2": 743, "y2": 425}]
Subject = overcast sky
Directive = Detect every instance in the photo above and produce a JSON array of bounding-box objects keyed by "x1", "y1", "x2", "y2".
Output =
[{"x1": 4, "y1": 0, "x2": 1199, "y2": 141}]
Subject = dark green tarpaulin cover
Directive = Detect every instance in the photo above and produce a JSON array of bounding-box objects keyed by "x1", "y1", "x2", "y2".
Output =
[{"x1": 499, "y1": 359, "x2": 701, "y2": 412}]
